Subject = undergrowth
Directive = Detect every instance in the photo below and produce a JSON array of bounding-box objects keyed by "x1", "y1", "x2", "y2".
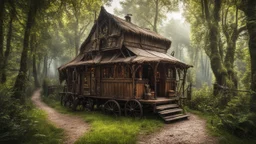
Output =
[
  {"x1": 187, "y1": 84, "x2": 256, "y2": 143},
  {"x1": 42, "y1": 94, "x2": 163, "y2": 144},
  {"x1": 0, "y1": 84, "x2": 64, "y2": 144}
]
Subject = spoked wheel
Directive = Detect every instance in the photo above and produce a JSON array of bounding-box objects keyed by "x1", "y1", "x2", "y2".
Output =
[
  {"x1": 104, "y1": 100, "x2": 121, "y2": 116},
  {"x1": 64, "y1": 94, "x2": 74, "y2": 108},
  {"x1": 84, "y1": 98, "x2": 94, "y2": 111},
  {"x1": 60, "y1": 93, "x2": 65, "y2": 106},
  {"x1": 125, "y1": 100, "x2": 143, "y2": 118},
  {"x1": 72, "y1": 98, "x2": 85, "y2": 111}
]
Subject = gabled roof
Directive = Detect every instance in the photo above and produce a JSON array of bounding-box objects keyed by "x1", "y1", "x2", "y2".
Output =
[
  {"x1": 101, "y1": 7, "x2": 171, "y2": 42},
  {"x1": 80, "y1": 6, "x2": 171, "y2": 52}
]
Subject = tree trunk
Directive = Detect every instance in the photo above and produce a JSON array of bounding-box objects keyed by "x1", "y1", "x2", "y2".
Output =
[
  {"x1": 43, "y1": 54, "x2": 48, "y2": 78},
  {"x1": 30, "y1": 34, "x2": 40, "y2": 88},
  {"x1": 245, "y1": 0, "x2": 256, "y2": 112},
  {"x1": 12, "y1": 0, "x2": 37, "y2": 102},
  {"x1": 75, "y1": 21, "x2": 79, "y2": 56},
  {"x1": 1, "y1": 5, "x2": 14, "y2": 83},
  {"x1": 202, "y1": 0, "x2": 230, "y2": 94},
  {"x1": 0, "y1": 0, "x2": 5, "y2": 82},
  {"x1": 153, "y1": 0, "x2": 159, "y2": 33}
]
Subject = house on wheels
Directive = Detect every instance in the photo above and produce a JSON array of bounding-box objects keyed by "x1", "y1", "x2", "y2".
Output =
[{"x1": 58, "y1": 7, "x2": 192, "y2": 122}]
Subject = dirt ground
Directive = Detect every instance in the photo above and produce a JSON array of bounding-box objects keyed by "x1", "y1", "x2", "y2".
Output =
[
  {"x1": 138, "y1": 114, "x2": 218, "y2": 144},
  {"x1": 31, "y1": 89, "x2": 217, "y2": 144},
  {"x1": 31, "y1": 89, "x2": 90, "y2": 144}
]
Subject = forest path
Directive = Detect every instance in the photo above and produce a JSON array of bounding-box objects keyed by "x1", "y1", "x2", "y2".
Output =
[
  {"x1": 31, "y1": 89, "x2": 90, "y2": 144},
  {"x1": 138, "y1": 114, "x2": 218, "y2": 144}
]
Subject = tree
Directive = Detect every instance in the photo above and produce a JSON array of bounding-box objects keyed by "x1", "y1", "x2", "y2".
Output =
[
  {"x1": 184, "y1": 0, "x2": 247, "y2": 94},
  {"x1": 12, "y1": 0, "x2": 42, "y2": 102},
  {"x1": 1, "y1": 0, "x2": 16, "y2": 83},
  {"x1": 238, "y1": 0, "x2": 256, "y2": 112},
  {"x1": 0, "y1": 0, "x2": 5, "y2": 83},
  {"x1": 62, "y1": 0, "x2": 103, "y2": 56},
  {"x1": 221, "y1": 1, "x2": 247, "y2": 89},
  {"x1": 116, "y1": 0, "x2": 178, "y2": 33}
]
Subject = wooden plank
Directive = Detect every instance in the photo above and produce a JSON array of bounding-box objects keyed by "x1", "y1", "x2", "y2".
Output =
[
  {"x1": 165, "y1": 115, "x2": 189, "y2": 122},
  {"x1": 156, "y1": 104, "x2": 179, "y2": 110},
  {"x1": 158, "y1": 108, "x2": 182, "y2": 115}
]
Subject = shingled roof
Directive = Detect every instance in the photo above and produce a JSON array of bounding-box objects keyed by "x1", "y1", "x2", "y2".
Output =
[{"x1": 80, "y1": 7, "x2": 171, "y2": 52}]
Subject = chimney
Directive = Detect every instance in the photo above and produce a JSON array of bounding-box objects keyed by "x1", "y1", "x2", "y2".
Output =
[{"x1": 125, "y1": 14, "x2": 132, "y2": 23}]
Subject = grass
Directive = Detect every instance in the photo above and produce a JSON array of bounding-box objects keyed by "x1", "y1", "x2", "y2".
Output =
[
  {"x1": 186, "y1": 107, "x2": 256, "y2": 144},
  {"x1": 23, "y1": 108, "x2": 64, "y2": 144},
  {"x1": 42, "y1": 96, "x2": 163, "y2": 144}
]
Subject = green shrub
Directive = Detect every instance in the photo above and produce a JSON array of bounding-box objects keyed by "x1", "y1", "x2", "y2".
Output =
[
  {"x1": 0, "y1": 87, "x2": 33, "y2": 143},
  {"x1": 0, "y1": 85, "x2": 64, "y2": 144},
  {"x1": 189, "y1": 84, "x2": 256, "y2": 138},
  {"x1": 219, "y1": 95, "x2": 256, "y2": 137}
]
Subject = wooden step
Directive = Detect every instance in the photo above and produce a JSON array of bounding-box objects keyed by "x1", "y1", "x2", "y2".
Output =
[
  {"x1": 165, "y1": 114, "x2": 189, "y2": 122},
  {"x1": 163, "y1": 113, "x2": 184, "y2": 119},
  {"x1": 158, "y1": 108, "x2": 183, "y2": 115},
  {"x1": 156, "y1": 104, "x2": 179, "y2": 110}
]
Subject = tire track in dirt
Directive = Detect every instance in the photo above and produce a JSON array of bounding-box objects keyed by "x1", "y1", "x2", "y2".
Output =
[{"x1": 31, "y1": 89, "x2": 90, "y2": 144}]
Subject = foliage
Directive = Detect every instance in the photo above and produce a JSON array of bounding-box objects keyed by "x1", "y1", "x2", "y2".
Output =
[
  {"x1": 115, "y1": 0, "x2": 178, "y2": 32},
  {"x1": 23, "y1": 109, "x2": 64, "y2": 144},
  {"x1": 219, "y1": 96, "x2": 256, "y2": 137},
  {"x1": 43, "y1": 95, "x2": 163, "y2": 144},
  {"x1": 187, "y1": 108, "x2": 256, "y2": 144},
  {"x1": 189, "y1": 85, "x2": 256, "y2": 138},
  {"x1": 0, "y1": 85, "x2": 63, "y2": 143},
  {"x1": 0, "y1": 86, "x2": 31, "y2": 142}
]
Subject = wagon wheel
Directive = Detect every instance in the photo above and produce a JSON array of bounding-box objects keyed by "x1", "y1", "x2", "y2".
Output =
[
  {"x1": 61, "y1": 93, "x2": 69, "y2": 107},
  {"x1": 104, "y1": 100, "x2": 121, "y2": 116},
  {"x1": 64, "y1": 94, "x2": 74, "y2": 108},
  {"x1": 60, "y1": 93, "x2": 65, "y2": 106},
  {"x1": 84, "y1": 98, "x2": 94, "y2": 111},
  {"x1": 72, "y1": 98, "x2": 85, "y2": 111},
  {"x1": 125, "y1": 100, "x2": 143, "y2": 118}
]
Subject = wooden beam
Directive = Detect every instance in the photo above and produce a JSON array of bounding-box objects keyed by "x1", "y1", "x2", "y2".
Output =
[{"x1": 154, "y1": 62, "x2": 159, "y2": 99}]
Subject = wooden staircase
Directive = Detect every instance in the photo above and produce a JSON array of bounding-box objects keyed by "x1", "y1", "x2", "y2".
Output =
[{"x1": 156, "y1": 102, "x2": 189, "y2": 123}]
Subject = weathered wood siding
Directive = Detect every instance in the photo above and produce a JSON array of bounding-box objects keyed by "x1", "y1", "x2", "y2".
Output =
[
  {"x1": 101, "y1": 79, "x2": 133, "y2": 99},
  {"x1": 135, "y1": 80, "x2": 148, "y2": 99}
]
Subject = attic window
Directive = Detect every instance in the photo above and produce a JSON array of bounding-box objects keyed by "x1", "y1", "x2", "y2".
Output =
[
  {"x1": 121, "y1": 47, "x2": 135, "y2": 57},
  {"x1": 83, "y1": 54, "x2": 93, "y2": 61}
]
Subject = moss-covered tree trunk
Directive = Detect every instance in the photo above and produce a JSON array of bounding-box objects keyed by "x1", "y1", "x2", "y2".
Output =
[
  {"x1": 224, "y1": 41, "x2": 237, "y2": 88},
  {"x1": 1, "y1": 5, "x2": 14, "y2": 83},
  {"x1": 202, "y1": 0, "x2": 230, "y2": 92},
  {"x1": 13, "y1": 0, "x2": 38, "y2": 102},
  {"x1": 244, "y1": 0, "x2": 256, "y2": 112},
  {"x1": 30, "y1": 34, "x2": 40, "y2": 88},
  {"x1": 0, "y1": 0, "x2": 5, "y2": 83}
]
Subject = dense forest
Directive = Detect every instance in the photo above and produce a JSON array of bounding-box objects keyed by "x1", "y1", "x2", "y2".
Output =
[{"x1": 0, "y1": 0, "x2": 256, "y2": 143}]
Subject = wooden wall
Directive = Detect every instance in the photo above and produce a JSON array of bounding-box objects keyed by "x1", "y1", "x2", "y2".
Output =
[
  {"x1": 135, "y1": 80, "x2": 148, "y2": 99},
  {"x1": 101, "y1": 79, "x2": 133, "y2": 99}
]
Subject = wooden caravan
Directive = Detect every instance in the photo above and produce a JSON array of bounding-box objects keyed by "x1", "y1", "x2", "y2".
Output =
[{"x1": 58, "y1": 7, "x2": 192, "y2": 122}]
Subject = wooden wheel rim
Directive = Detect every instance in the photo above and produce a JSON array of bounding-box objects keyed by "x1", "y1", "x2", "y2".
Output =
[
  {"x1": 72, "y1": 98, "x2": 85, "y2": 111},
  {"x1": 125, "y1": 100, "x2": 143, "y2": 118},
  {"x1": 84, "y1": 98, "x2": 94, "y2": 111},
  {"x1": 104, "y1": 100, "x2": 121, "y2": 116}
]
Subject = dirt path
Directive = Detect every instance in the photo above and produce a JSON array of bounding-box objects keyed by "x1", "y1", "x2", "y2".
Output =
[
  {"x1": 138, "y1": 114, "x2": 218, "y2": 144},
  {"x1": 31, "y1": 89, "x2": 90, "y2": 144}
]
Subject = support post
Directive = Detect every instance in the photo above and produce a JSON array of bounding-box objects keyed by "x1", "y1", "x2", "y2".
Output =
[
  {"x1": 132, "y1": 64, "x2": 135, "y2": 99},
  {"x1": 154, "y1": 62, "x2": 159, "y2": 99}
]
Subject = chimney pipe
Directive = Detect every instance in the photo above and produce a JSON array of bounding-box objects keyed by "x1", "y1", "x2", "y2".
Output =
[{"x1": 125, "y1": 14, "x2": 132, "y2": 23}]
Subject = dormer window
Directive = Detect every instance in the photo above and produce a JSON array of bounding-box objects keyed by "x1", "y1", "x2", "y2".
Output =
[{"x1": 101, "y1": 24, "x2": 108, "y2": 37}]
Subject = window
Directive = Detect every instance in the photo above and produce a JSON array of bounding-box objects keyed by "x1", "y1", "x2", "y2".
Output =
[{"x1": 102, "y1": 66, "x2": 114, "y2": 78}]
